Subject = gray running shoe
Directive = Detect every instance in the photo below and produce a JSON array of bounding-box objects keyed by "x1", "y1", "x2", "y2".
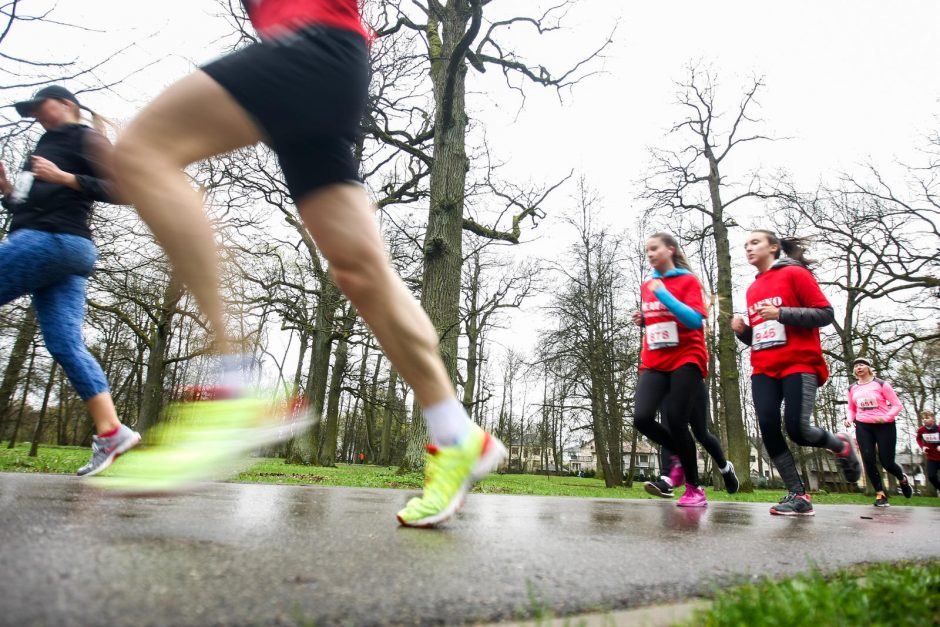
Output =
[
  {"x1": 644, "y1": 479, "x2": 674, "y2": 498},
  {"x1": 833, "y1": 433, "x2": 862, "y2": 483},
  {"x1": 770, "y1": 492, "x2": 815, "y2": 516},
  {"x1": 77, "y1": 424, "x2": 141, "y2": 477},
  {"x1": 899, "y1": 474, "x2": 913, "y2": 499},
  {"x1": 874, "y1": 495, "x2": 890, "y2": 507},
  {"x1": 721, "y1": 461, "x2": 740, "y2": 494}
]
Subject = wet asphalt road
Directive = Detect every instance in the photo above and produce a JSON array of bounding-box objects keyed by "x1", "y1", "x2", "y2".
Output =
[{"x1": 1, "y1": 473, "x2": 938, "y2": 626}]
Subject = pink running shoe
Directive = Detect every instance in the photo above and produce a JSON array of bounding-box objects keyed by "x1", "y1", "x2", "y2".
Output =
[
  {"x1": 668, "y1": 455, "x2": 685, "y2": 488},
  {"x1": 677, "y1": 484, "x2": 707, "y2": 508}
]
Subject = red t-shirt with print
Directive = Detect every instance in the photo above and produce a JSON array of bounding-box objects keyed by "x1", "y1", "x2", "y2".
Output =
[
  {"x1": 639, "y1": 273, "x2": 709, "y2": 378},
  {"x1": 243, "y1": 0, "x2": 368, "y2": 39},
  {"x1": 745, "y1": 263, "x2": 830, "y2": 384}
]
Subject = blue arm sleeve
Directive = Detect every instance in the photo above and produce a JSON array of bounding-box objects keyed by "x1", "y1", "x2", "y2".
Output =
[{"x1": 653, "y1": 286, "x2": 704, "y2": 330}]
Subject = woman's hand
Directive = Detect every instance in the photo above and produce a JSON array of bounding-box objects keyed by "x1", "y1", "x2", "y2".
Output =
[
  {"x1": 631, "y1": 311, "x2": 643, "y2": 327},
  {"x1": 31, "y1": 156, "x2": 77, "y2": 188},
  {"x1": 843, "y1": 418, "x2": 853, "y2": 429},
  {"x1": 648, "y1": 279, "x2": 664, "y2": 293},
  {"x1": 756, "y1": 304, "x2": 780, "y2": 320},
  {"x1": 731, "y1": 317, "x2": 747, "y2": 333}
]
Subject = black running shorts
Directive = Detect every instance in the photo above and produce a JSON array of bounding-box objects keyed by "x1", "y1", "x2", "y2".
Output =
[{"x1": 202, "y1": 25, "x2": 369, "y2": 202}]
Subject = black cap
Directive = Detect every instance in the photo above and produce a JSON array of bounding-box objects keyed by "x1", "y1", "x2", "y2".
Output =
[
  {"x1": 852, "y1": 357, "x2": 873, "y2": 368},
  {"x1": 14, "y1": 85, "x2": 80, "y2": 117}
]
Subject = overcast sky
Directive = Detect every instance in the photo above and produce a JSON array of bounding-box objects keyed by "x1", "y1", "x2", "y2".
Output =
[{"x1": 6, "y1": 0, "x2": 940, "y2": 361}]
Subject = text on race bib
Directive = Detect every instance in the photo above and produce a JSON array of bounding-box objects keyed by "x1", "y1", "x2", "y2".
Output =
[
  {"x1": 752, "y1": 319, "x2": 787, "y2": 352},
  {"x1": 924, "y1": 433, "x2": 940, "y2": 443},
  {"x1": 647, "y1": 321, "x2": 679, "y2": 350},
  {"x1": 856, "y1": 395, "x2": 879, "y2": 410}
]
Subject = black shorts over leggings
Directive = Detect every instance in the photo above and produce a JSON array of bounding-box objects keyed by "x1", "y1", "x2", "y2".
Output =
[{"x1": 202, "y1": 25, "x2": 369, "y2": 201}]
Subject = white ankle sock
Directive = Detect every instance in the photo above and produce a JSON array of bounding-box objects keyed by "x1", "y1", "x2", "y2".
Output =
[{"x1": 424, "y1": 397, "x2": 471, "y2": 446}]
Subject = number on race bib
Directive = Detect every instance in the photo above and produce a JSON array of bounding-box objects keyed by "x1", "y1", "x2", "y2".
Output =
[
  {"x1": 647, "y1": 321, "x2": 679, "y2": 350},
  {"x1": 752, "y1": 319, "x2": 787, "y2": 351}
]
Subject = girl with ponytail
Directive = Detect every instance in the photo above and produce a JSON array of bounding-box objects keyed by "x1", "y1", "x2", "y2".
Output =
[
  {"x1": 733, "y1": 229, "x2": 861, "y2": 516},
  {"x1": 0, "y1": 85, "x2": 139, "y2": 476}
]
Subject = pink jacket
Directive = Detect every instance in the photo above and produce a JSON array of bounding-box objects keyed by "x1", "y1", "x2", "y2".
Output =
[{"x1": 847, "y1": 379, "x2": 903, "y2": 424}]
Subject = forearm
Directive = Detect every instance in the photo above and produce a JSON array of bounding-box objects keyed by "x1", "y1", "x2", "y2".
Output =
[
  {"x1": 777, "y1": 305, "x2": 834, "y2": 328},
  {"x1": 653, "y1": 287, "x2": 703, "y2": 330}
]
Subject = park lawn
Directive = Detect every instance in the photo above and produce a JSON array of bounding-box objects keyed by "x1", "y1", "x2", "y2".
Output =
[
  {"x1": 2, "y1": 442, "x2": 939, "y2": 507},
  {"x1": 686, "y1": 560, "x2": 940, "y2": 626}
]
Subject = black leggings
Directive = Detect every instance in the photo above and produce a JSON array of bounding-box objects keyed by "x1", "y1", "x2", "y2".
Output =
[
  {"x1": 635, "y1": 364, "x2": 702, "y2": 486},
  {"x1": 926, "y1": 459, "x2": 940, "y2": 492},
  {"x1": 659, "y1": 379, "x2": 727, "y2": 471},
  {"x1": 753, "y1": 373, "x2": 842, "y2": 492},
  {"x1": 855, "y1": 421, "x2": 904, "y2": 492}
]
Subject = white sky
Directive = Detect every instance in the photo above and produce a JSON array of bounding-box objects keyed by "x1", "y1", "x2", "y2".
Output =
[{"x1": 6, "y1": 0, "x2": 940, "y2": 381}]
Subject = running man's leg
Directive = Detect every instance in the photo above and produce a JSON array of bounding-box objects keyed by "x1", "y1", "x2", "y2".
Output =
[
  {"x1": 855, "y1": 421, "x2": 884, "y2": 493},
  {"x1": 112, "y1": 71, "x2": 264, "y2": 354},
  {"x1": 295, "y1": 184, "x2": 455, "y2": 411}
]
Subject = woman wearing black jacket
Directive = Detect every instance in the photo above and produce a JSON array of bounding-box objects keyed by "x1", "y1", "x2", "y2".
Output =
[{"x1": 0, "y1": 86, "x2": 139, "y2": 475}]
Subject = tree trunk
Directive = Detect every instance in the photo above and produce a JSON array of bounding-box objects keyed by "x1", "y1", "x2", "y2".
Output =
[
  {"x1": 138, "y1": 277, "x2": 184, "y2": 433},
  {"x1": 379, "y1": 367, "x2": 399, "y2": 466},
  {"x1": 317, "y1": 307, "x2": 356, "y2": 467},
  {"x1": 0, "y1": 309, "x2": 37, "y2": 435},
  {"x1": 7, "y1": 341, "x2": 38, "y2": 449},
  {"x1": 29, "y1": 362, "x2": 59, "y2": 457},
  {"x1": 705, "y1": 148, "x2": 754, "y2": 492},
  {"x1": 286, "y1": 277, "x2": 341, "y2": 464}
]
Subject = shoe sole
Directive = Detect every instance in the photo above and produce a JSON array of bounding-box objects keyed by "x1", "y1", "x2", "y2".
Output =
[
  {"x1": 397, "y1": 433, "x2": 508, "y2": 528},
  {"x1": 769, "y1": 508, "x2": 815, "y2": 516},
  {"x1": 78, "y1": 431, "x2": 142, "y2": 478},
  {"x1": 676, "y1": 500, "x2": 707, "y2": 508},
  {"x1": 644, "y1": 482, "x2": 674, "y2": 498}
]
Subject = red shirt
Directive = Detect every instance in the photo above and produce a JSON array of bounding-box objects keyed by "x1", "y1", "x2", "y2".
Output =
[
  {"x1": 639, "y1": 273, "x2": 709, "y2": 378},
  {"x1": 244, "y1": 0, "x2": 368, "y2": 39},
  {"x1": 916, "y1": 425, "x2": 940, "y2": 461},
  {"x1": 745, "y1": 263, "x2": 830, "y2": 384}
]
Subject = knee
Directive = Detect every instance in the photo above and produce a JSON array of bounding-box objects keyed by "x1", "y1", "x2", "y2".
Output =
[{"x1": 328, "y1": 244, "x2": 388, "y2": 305}]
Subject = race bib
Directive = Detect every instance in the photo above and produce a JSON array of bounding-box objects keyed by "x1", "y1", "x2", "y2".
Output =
[
  {"x1": 10, "y1": 170, "x2": 34, "y2": 204},
  {"x1": 752, "y1": 319, "x2": 787, "y2": 351},
  {"x1": 646, "y1": 321, "x2": 679, "y2": 350},
  {"x1": 924, "y1": 432, "x2": 940, "y2": 443},
  {"x1": 856, "y1": 395, "x2": 879, "y2": 410}
]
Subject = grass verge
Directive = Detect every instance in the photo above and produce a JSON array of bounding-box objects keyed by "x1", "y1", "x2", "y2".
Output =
[{"x1": 686, "y1": 560, "x2": 940, "y2": 626}]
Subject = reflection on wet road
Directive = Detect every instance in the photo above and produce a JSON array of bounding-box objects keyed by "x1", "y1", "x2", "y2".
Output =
[{"x1": 1, "y1": 474, "x2": 937, "y2": 626}]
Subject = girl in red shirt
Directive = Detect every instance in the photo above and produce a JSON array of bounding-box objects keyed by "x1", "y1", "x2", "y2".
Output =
[
  {"x1": 733, "y1": 230, "x2": 861, "y2": 516},
  {"x1": 634, "y1": 233, "x2": 735, "y2": 507}
]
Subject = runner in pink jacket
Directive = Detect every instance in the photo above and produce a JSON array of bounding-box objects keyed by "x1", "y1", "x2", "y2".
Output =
[{"x1": 843, "y1": 357, "x2": 912, "y2": 506}]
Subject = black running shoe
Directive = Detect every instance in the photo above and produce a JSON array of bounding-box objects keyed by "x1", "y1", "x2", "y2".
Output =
[
  {"x1": 644, "y1": 479, "x2": 674, "y2": 498},
  {"x1": 833, "y1": 433, "x2": 862, "y2": 483},
  {"x1": 721, "y1": 461, "x2": 740, "y2": 494},
  {"x1": 770, "y1": 492, "x2": 815, "y2": 516},
  {"x1": 900, "y1": 474, "x2": 913, "y2": 499},
  {"x1": 874, "y1": 495, "x2": 890, "y2": 507}
]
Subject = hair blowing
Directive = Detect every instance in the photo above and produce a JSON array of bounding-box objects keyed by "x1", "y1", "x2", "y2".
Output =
[{"x1": 752, "y1": 229, "x2": 816, "y2": 268}]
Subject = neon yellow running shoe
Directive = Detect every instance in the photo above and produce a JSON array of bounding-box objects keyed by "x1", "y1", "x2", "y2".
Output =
[
  {"x1": 89, "y1": 391, "x2": 314, "y2": 494},
  {"x1": 396, "y1": 424, "x2": 507, "y2": 527}
]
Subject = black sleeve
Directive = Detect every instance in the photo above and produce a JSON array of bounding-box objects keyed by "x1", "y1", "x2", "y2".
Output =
[
  {"x1": 777, "y1": 305, "x2": 835, "y2": 328},
  {"x1": 735, "y1": 325, "x2": 753, "y2": 346},
  {"x1": 76, "y1": 129, "x2": 117, "y2": 204}
]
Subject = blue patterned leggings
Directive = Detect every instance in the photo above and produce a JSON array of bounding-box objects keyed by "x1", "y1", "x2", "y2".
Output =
[{"x1": 0, "y1": 228, "x2": 109, "y2": 401}]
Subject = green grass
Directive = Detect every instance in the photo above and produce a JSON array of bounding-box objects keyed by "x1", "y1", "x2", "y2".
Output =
[
  {"x1": 686, "y1": 561, "x2": 940, "y2": 626},
  {"x1": 2, "y1": 441, "x2": 938, "y2": 507}
]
